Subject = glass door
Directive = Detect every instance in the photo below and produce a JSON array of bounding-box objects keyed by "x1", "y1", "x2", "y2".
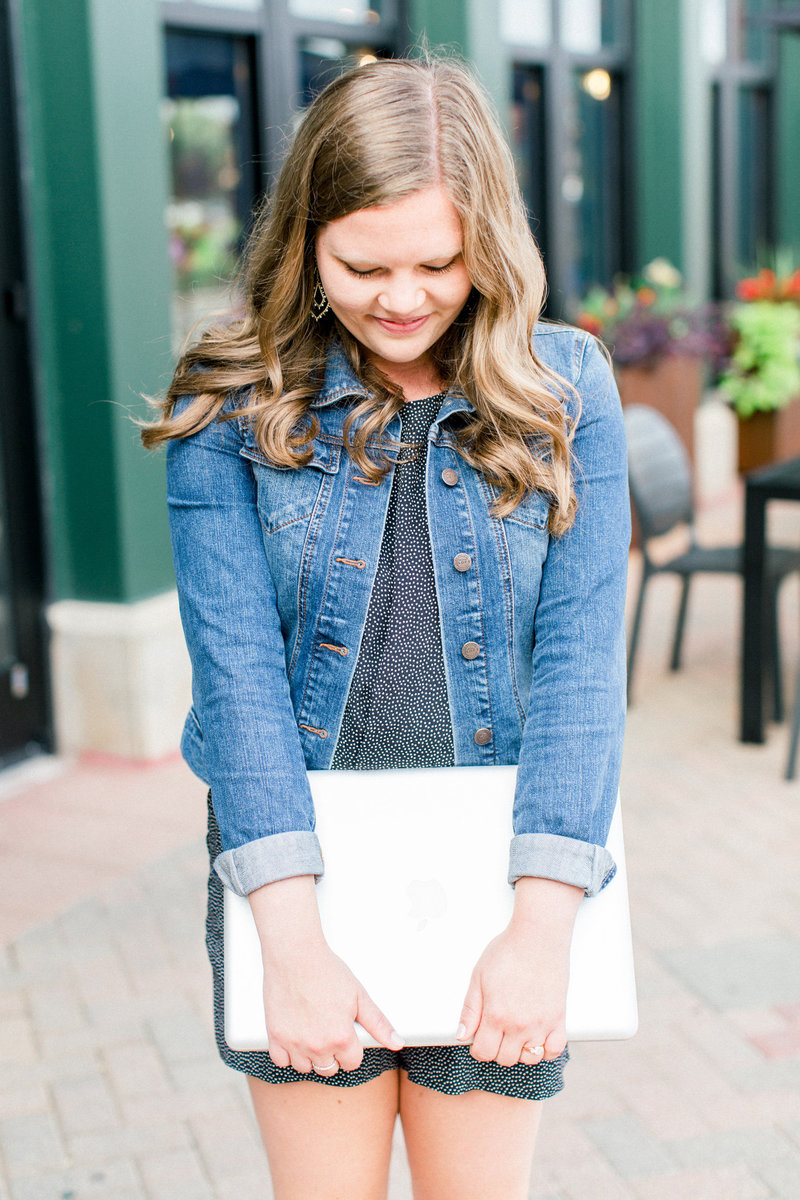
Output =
[
  {"x1": 164, "y1": 27, "x2": 262, "y2": 354},
  {"x1": 0, "y1": 0, "x2": 49, "y2": 763}
]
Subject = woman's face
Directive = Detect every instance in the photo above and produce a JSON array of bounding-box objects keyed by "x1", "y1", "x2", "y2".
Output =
[{"x1": 315, "y1": 186, "x2": 473, "y2": 389}]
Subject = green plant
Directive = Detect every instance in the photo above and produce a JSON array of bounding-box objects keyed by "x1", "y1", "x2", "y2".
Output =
[{"x1": 718, "y1": 301, "x2": 800, "y2": 417}]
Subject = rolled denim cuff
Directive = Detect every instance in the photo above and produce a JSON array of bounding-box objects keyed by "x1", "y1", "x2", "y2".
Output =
[
  {"x1": 213, "y1": 831, "x2": 325, "y2": 897},
  {"x1": 508, "y1": 832, "x2": 616, "y2": 897}
]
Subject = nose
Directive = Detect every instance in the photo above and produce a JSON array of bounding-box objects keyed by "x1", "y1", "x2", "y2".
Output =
[{"x1": 376, "y1": 276, "x2": 426, "y2": 317}]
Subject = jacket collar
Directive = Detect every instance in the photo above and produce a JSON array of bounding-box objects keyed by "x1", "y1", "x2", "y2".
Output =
[{"x1": 311, "y1": 338, "x2": 475, "y2": 425}]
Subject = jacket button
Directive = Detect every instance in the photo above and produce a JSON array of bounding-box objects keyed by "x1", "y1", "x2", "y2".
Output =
[
  {"x1": 474, "y1": 728, "x2": 492, "y2": 745},
  {"x1": 453, "y1": 553, "x2": 472, "y2": 572},
  {"x1": 441, "y1": 468, "x2": 459, "y2": 486},
  {"x1": 461, "y1": 641, "x2": 480, "y2": 660}
]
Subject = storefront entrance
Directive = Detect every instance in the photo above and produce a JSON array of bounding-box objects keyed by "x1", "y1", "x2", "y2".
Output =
[{"x1": 0, "y1": 0, "x2": 49, "y2": 764}]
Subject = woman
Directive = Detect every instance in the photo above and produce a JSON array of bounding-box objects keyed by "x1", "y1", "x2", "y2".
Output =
[{"x1": 144, "y1": 55, "x2": 629, "y2": 1200}]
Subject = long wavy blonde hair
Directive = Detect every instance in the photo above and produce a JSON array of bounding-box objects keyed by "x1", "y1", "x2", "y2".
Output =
[{"x1": 143, "y1": 55, "x2": 578, "y2": 533}]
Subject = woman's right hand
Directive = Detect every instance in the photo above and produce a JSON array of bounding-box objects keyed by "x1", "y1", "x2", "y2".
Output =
[{"x1": 248, "y1": 875, "x2": 404, "y2": 1074}]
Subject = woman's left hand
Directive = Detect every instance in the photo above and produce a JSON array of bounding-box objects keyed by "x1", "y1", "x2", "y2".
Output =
[{"x1": 456, "y1": 877, "x2": 584, "y2": 1066}]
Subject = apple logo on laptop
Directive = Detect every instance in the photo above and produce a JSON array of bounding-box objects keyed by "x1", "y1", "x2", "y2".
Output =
[{"x1": 407, "y1": 879, "x2": 447, "y2": 931}]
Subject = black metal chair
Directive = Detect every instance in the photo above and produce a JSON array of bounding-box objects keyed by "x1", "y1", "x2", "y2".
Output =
[{"x1": 624, "y1": 404, "x2": 800, "y2": 707}]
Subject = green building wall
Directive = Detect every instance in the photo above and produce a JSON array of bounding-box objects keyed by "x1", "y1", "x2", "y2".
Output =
[
  {"x1": 15, "y1": 0, "x2": 800, "y2": 617},
  {"x1": 632, "y1": 0, "x2": 684, "y2": 275},
  {"x1": 17, "y1": 0, "x2": 175, "y2": 605},
  {"x1": 777, "y1": 33, "x2": 800, "y2": 257}
]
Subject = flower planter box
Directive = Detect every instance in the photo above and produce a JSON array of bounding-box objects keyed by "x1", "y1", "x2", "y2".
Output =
[
  {"x1": 737, "y1": 398, "x2": 800, "y2": 473},
  {"x1": 615, "y1": 354, "x2": 705, "y2": 465}
]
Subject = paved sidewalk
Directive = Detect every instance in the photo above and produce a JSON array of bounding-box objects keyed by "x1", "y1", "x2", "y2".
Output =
[{"x1": 2, "y1": 411, "x2": 800, "y2": 1198}]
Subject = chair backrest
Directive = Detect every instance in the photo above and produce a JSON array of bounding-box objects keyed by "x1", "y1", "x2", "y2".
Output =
[{"x1": 623, "y1": 404, "x2": 694, "y2": 541}]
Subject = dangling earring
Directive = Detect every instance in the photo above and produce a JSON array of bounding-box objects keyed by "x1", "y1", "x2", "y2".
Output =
[{"x1": 311, "y1": 272, "x2": 331, "y2": 321}]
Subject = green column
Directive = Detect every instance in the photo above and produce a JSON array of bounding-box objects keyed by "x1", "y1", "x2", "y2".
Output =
[
  {"x1": 404, "y1": 0, "x2": 506, "y2": 133},
  {"x1": 632, "y1": 0, "x2": 684, "y2": 273},
  {"x1": 777, "y1": 33, "x2": 800, "y2": 256},
  {"x1": 408, "y1": 0, "x2": 468, "y2": 52},
  {"x1": 17, "y1": 0, "x2": 174, "y2": 604}
]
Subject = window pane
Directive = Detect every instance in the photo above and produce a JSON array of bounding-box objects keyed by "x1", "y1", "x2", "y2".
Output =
[
  {"x1": 189, "y1": 0, "x2": 262, "y2": 8},
  {"x1": 701, "y1": 0, "x2": 727, "y2": 66},
  {"x1": 738, "y1": 86, "x2": 773, "y2": 265},
  {"x1": 501, "y1": 0, "x2": 552, "y2": 47},
  {"x1": 567, "y1": 68, "x2": 625, "y2": 297},
  {"x1": 560, "y1": 0, "x2": 621, "y2": 52},
  {"x1": 0, "y1": 467, "x2": 14, "y2": 664},
  {"x1": 511, "y1": 65, "x2": 548, "y2": 263},
  {"x1": 164, "y1": 31, "x2": 260, "y2": 354},
  {"x1": 742, "y1": 0, "x2": 770, "y2": 64},
  {"x1": 299, "y1": 37, "x2": 392, "y2": 106},
  {"x1": 289, "y1": 0, "x2": 384, "y2": 24}
]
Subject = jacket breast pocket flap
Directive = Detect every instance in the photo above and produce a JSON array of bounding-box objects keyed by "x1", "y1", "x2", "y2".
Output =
[
  {"x1": 484, "y1": 480, "x2": 551, "y2": 531},
  {"x1": 503, "y1": 490, "x2": 551, "y2": 530},
  {"x1": 239, "y1": 439, "x2": 341, "y2": 534}
]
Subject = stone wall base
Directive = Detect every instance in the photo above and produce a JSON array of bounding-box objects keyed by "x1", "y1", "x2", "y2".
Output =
[{"x1": 46, "y1": 592, "x2": 191, "y2": 760}]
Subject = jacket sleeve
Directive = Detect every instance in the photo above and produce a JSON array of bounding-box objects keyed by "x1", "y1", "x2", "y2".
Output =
[
  {"x1": 166, "y1": 398, "x2": 323, "y2": 896},
  {"x1": 508, "y1": 333, "x2": 630, "y2": 896}
]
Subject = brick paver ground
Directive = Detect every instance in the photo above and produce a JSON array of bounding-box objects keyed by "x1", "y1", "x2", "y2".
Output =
[{"x1": 1, "y1": 402, "x2": 799, "y2": 1198}]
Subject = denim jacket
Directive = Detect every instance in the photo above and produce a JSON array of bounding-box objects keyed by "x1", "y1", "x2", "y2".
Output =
[{"x1": 166, "y1": 324, "x2": 630, "y2": 899}]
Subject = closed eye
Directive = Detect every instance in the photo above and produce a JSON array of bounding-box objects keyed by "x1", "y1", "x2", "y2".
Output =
[{"x1": 342, "y1": 255, "x2": 460, "y2": 278}]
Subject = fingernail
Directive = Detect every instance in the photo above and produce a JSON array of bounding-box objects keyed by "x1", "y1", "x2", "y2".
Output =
[
  {"x1": 456, "y1": 1023, "x2": 466, "y2": 1040},
  {"x1": 390, "y1": 1030, "x2": 404, "y2": 1049}
]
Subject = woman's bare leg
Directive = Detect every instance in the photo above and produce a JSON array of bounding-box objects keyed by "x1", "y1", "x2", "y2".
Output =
[
  {"x1": 398, "y1": 1072, "x2": 543, "y2": 1200},
  {"x1": 247, "y1": 1068, "x2": 400, "y2": 1200}
]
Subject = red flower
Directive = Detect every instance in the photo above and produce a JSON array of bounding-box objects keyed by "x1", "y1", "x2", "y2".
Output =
[{"x1": 577, "y1": 312, "x2": 603, "y2": 337}]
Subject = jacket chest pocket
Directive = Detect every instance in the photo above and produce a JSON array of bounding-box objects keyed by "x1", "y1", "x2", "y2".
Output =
[
  {"x1": 482, "y1": 480, "x2": 551, "y2": 531},
  {"x1": 502, "y1": 491, "x2": 551, "y2": 531},
  {"x1": 239, "y1": 440, "x2": 342, "y2": 534}
]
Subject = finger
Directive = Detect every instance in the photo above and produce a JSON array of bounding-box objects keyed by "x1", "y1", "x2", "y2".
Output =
[
  {"x1": 310, "y1": 1057, "x2": 340, "y2": 1077},
  {"x1": 355, "y1": 990, "x2": 404, "y2": 1051},
  {"x1": 542, "y1": 1031, "x2": 567, "y2": 1061},
  {"x1": 469, "y1": 1022, "x2": 502, "y2": 1063},
  {"x1": 288, "y1": 1052, "x2": 314, "y2": 1074},
  {"x1": 494, "y1": 1033, "x2": 524, "y2": 1068},
  {"x1": 457, "y1": 975, "x2": 483, "y2": 1042},
  {"x1": 266, "y1": 1040, "x2": 291, "y2": 1070},
  {"x1": 335, "y1": 1042, "x2": 364, "y2": 1072},
  {"x1": 518, "y1": 1041, "x2": 546, "y2": 1065}
]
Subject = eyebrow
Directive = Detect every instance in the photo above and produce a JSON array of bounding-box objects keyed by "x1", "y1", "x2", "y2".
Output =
[{"x1": 333, "y1": 250, "x2": 463, "y2": 268}]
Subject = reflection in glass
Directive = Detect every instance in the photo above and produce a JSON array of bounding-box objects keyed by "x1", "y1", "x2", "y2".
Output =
[
  {"x1": 0, "y1": 465, "x2": 13, "y2": 665},
  {"x1": 289, "y1": 0, "x2": 382, "y2": 23},
  {"x1": 190, "y1": 0, "x2": 262, "y2": 8},
  {"x1": 701, "y1": 0, "x2": 727, "y2": 65},
  {"x1": 742, "y1": 0, "x2": 770, "y2": 64},
  {"x1": 501, "y1": 0, "x2": 552, "y2": 47},
  {"x1": 738, "y1": 86, "x2": 773, "y2": 266},
  {"x1": 560, "y1": 0, "x2": 620, "y2": 52},
  {"x1": 511, "y1": 66, "x2": 548, "y2": 268},
  {"x1": 164, "y1": 32, "x2": 260, "y2": 354},
  {"x1": 299, "y1": 37, "x2": 390, "y2": 106},
  {"x1": 565, "y1": 68, "x2": 625, "y2": 300}
]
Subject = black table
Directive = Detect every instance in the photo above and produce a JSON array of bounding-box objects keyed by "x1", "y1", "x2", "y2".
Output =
[{"x1": 741, "y1": 455, "x2": 800, "y2": 742}]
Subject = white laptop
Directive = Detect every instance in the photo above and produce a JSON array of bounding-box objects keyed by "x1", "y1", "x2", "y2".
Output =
[{"x1": 224, "y1": 765, "x2": 638, "y2": 1049}]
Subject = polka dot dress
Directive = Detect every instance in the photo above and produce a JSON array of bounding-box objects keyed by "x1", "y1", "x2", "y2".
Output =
[
  {"x1": 205, "y1": 394, "x2": 567, "y2": 1100},
  {"x1": 331, "y1": 394, "x2": 455, "y2": 771}
]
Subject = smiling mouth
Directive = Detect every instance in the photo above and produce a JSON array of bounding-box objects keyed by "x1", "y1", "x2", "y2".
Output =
[{"x1": 374, "y1": 314, "x2": 430, "y2": 334}]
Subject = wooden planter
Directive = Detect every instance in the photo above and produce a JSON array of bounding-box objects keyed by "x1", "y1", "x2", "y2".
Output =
[
  {"x1": 737, "y1": 399, "x2": 800, "y2": 473},
  {"x1": 615, "y1": 354, "x2": 705, "y2": 464}
]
